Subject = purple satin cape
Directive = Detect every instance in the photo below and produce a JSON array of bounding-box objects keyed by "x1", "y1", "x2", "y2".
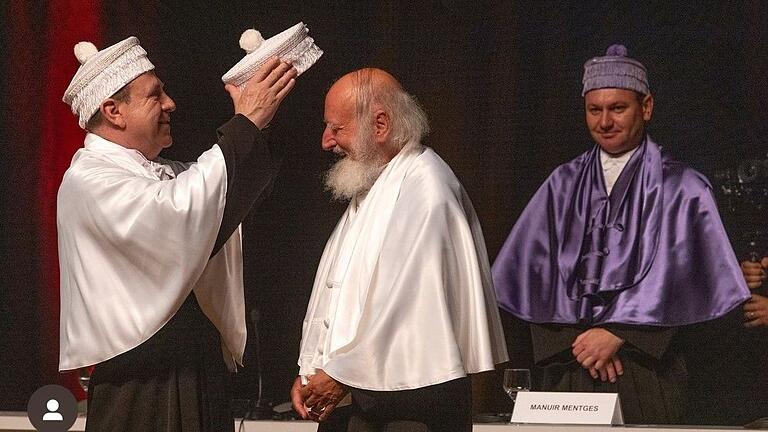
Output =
[{"x1": 492, "y1": 137, "x2": 750, "y2": 326}]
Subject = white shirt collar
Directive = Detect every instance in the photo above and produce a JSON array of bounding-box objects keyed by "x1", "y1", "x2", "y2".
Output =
[{"x1": 600, "y1": 146, "x2": 637, "y2": 195}]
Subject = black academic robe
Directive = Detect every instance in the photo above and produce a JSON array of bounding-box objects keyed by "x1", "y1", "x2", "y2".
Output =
[
  {"x1": 318, "y1": 377, "x2": 472, "y2": 432},
  {"x1": 86, "y1": 115, "x2": 281, "y2": 432},
  {"x1": 529, "y1": 323, "x2": 686, "y2": 425}
]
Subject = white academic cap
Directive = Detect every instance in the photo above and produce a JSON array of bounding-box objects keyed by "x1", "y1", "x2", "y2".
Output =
[
  {"x1": 222, "y1": 22, "x2": 323, "y2": 87},
  {"x1": 62, "y1": 36, "x2": 155, "y2": 129}
]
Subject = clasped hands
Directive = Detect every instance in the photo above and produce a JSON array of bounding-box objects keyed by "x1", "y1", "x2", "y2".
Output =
[
  {"x1": 571, "y1": 328, "x2": 625, "y2": 383},
  {"x1": 290, "y1": 369, "x2": 349, "y2": 422}
]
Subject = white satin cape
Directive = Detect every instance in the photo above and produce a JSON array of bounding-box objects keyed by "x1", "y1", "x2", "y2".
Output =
[
  {"x1": 299, "y1": 145, "x2": 508, "y2": 391},
  {"x1": 58, "y1": 133, "x2": 246, "y2": 372}
]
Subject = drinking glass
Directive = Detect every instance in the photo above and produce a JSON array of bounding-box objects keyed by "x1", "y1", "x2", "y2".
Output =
[
  {"x1": 78, "y1": 367, "x2": 91, "y2": 394},
  {"x1": 503, "y1": 368, "x2": 531, "y2": 410}
]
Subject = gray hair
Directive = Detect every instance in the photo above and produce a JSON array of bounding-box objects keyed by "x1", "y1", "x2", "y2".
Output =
[{"x1": 351, "y1": 69, "x2": 430, "y2": 149}]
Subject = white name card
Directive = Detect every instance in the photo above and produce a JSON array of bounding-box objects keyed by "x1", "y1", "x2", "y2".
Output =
[{"x1": 511, "y1": 391, "x2": 623, "y2": 425}]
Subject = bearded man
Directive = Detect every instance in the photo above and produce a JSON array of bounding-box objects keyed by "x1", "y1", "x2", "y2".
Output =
[{"x1": 290, "y1": 68, "x2": 508, "y2": 432}]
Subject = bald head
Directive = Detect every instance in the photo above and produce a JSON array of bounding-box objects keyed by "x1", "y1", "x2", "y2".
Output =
[
  {"x1": 331, "y1": 68, "x2": 403, "y2": 114},
  {"x1": 323, "y1": 68, "x2": 429, "y2": 158},
  {"x1": 329, "y1": 68, "x2": 401, "y2": 97}
]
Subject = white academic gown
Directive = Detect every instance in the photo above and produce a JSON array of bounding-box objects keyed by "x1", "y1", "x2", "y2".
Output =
[
  {"x1": 299, "y1": 144, "x2": 508, "y2": 391},
  {"x1": 57, "y1": 133, "x2": 246, "y2": 372}
]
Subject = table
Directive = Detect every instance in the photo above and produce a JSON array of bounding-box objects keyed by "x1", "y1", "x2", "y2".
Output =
[{"x1": 0, "y1": 412, "x2": 760, "y2": 432}]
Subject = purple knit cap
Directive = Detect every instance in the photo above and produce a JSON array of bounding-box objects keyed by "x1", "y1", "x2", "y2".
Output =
[{"x1": 582, "y1": 44, "x2": 649, "y2": 96}]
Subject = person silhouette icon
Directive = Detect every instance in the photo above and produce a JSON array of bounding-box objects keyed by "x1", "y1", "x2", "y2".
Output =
[
  {"x1": 27, "y1": 384, "x2": 77, "y2": 431},
  {"x1": 42, "y1": 399, "x2": 63, "y2": 422}
]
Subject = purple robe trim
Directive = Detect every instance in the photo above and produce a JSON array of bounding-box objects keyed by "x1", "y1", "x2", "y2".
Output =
[{"x1": 492, "y1": 137, "x2": 750, "y2": 326}]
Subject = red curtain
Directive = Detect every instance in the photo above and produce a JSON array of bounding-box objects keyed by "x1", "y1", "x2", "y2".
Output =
[
  {"x1": 4, "y1": 1, "x2": 161, "y2": 407},
  {"x1": 9, "y1": 0, "x2": 103, "y2": 401}
]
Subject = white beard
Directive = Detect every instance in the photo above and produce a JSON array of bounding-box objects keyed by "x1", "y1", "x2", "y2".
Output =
[{"x1": 324, "y1": 136, "x2": 385, "y2": 201}]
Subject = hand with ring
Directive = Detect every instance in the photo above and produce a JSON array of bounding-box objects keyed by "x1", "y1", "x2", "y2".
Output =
[
  {"x1": 299, "y1": 369, "x2": 348, "y2": 422},
  {"x1": 744, "y1": 293, "x2": 768, "y2": 328}
]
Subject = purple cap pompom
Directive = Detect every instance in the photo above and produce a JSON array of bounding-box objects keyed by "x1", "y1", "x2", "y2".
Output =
[{"x1": 605, "y1": 44, "x2": 627, "y2": 56}]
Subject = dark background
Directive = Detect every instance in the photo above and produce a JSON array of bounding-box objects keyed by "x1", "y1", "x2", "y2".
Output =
[{"x1": 2, "y1": 0, "x2": 766, "y2": 421}]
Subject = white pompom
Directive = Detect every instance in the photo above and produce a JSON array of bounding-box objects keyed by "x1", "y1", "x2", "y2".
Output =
[
  {"x1": 239, "y1": 29, "x2": 264, "y2": 54},
  {"x1": 74, "y1": 41, "x2": 99, "y2": 64}
]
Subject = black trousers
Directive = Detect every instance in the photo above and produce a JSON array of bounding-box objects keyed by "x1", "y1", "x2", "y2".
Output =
[
  {"x1": 86, "y1": 294, "x2": 232, "y2": 432},
  {"x1": 318, "y1": 377, "x2": 472, "y2": 432}
]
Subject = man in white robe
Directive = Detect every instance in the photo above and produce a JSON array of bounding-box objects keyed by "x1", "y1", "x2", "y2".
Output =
[
  {"x1": 58, "y1": 37, "x2": 297, "y2": 431},
  {"x1": 290, "y1": 68, "x2": 508, "y2": 432}
]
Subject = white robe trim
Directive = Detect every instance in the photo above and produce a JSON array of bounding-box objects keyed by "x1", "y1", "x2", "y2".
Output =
[
  {"x1": 58, "y1": 133, "x2": 246, "y2": 372},
  {"x1": 299, "y1": 144, "x2": 508, "y2": 391}
]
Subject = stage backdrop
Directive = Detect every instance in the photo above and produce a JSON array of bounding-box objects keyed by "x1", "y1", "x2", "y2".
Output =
[{"x1": 1, "y1": 0, "x2": 766, "y2": 421}]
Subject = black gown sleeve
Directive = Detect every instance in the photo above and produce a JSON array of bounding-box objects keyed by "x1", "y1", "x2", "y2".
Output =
[
  {"x1": 210, "y1": 114, "x2": 283, "y2": 256},
  {"x1": 530, "y1": 323, "x2": 676, "y2": 364},
  {"x1": 609, "y1": 325, "x2": 676, "y2": 360}
]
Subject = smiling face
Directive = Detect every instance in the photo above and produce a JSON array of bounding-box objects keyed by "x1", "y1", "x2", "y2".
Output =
[
  {"x1": 322, "y1": 76, "x2": 362, "y2": 159},
  {"x1": 584, "y1": 88, "x2": 653, "y2": 155},
  {"x1": 321, "y1": 73, "x2": 390, "y2": 200},
  {"x1": 119, "y1": 72, "x2": 176, "y2": 159}
]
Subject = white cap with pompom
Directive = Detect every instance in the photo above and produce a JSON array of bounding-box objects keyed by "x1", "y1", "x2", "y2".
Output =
[
  {"x1": 222, "y1": 22, "x2": 323, "y2": 87},
  {"x1": 63, "y1": 36, "x2": 155, "y2": 129}
]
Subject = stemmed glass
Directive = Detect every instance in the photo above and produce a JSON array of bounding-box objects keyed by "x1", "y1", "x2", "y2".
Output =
[
  {"x1": 77, "y1": 367, "x2": 92, "y2": 415},
  {"x1": 78, "y1": 367, "x2": 91, "y2": 394},
  {"x1": 503, "y1": 368, "x2": 531, "y2": 417}
]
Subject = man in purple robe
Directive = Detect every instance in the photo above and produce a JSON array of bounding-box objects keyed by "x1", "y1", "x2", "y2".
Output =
[{"x1": 492, "y1": 45, "x2": 751, "y2": 424}]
